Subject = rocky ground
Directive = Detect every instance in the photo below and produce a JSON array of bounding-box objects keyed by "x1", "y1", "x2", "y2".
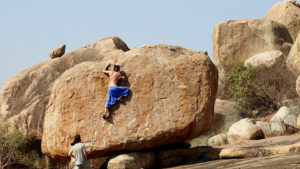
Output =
[
  {"x1": 168, "y1": 134, "x2": 300, "y2": 169},
  {"x1": 168, "y1": 153, "x2": 300, "y2": 169}
]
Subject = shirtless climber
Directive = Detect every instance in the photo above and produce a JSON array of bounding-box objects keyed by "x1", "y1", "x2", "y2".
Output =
[{"x1": 102, "y1": 63, "x2": 130, "y2": 119}]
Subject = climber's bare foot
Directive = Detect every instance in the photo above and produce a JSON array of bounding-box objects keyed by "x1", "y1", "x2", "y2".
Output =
[{"x1": 102, "y1": 111, "x2": 110, "y2": 119}]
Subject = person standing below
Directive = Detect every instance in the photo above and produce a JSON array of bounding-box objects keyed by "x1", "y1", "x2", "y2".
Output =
[
  {"x1": 68, "y1": 135, "x2": 91, "y2": 169},
  {"x1": 102, "y1": 63, "x2": 130, "y2": 119}
]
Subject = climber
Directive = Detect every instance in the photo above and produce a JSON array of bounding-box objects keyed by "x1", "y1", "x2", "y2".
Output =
[{"x1": 102, "y1": 63, "x2": 130, "y2": 119}]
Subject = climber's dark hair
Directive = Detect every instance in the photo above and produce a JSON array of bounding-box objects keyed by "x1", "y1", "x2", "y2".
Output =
[
  {"x1": 114, "y1": 65, "x2": 120, "y2": 72},
  {"x1": 71, "y1": 134, "x2": 81, "y2": 146}
]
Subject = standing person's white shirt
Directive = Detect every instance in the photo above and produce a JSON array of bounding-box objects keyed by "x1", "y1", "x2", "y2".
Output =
[{"x1": 68, "y1": 135, "x2": 91, "y2": 169}]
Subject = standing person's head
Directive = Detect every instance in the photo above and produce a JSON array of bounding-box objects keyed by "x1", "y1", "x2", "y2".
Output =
[
  {"x1": 71, "y1": 134, "x2": 81, "y2": 146},
  {"x1": 114, "y1": 65, "x2": 120, "y2": 72}
]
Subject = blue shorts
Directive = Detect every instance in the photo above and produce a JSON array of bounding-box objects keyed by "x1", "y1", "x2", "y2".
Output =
[{"x1": 105, "y1": 86, "x2": 130, "y2": 108}]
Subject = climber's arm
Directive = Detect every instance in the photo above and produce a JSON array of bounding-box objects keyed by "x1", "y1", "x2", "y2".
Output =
[{"x1": 103, "y1": 63, "x2": 111, "y2": 75}]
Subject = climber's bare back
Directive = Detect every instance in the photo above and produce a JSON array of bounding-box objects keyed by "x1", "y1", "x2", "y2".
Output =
[
  {"x1": 102, "y1": 63, "x2": 125, "y2": 86},
  {"x1": 107, "y1": 71, "x2": 121, "y2": 86}
]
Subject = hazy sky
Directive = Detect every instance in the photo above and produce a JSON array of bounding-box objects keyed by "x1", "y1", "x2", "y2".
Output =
[{"x1": 0, "y1": 0, "x2": 280, "y2": 89}]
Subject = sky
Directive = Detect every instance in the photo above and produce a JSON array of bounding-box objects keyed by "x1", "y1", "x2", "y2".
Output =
[{"x1": 0, "y1": 0, "x2": 280, "y2": 89}]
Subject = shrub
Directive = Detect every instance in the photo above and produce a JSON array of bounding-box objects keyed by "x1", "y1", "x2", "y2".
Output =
[
  {"x1": 225, "y1": 64, "x2": 256, "y2": 110},
  {"x1": 224, "y1": 63, "x2": 297, "y2": 117},
  {"x1": 0, "y1": 115, "x2": 46, "y2": 169}
]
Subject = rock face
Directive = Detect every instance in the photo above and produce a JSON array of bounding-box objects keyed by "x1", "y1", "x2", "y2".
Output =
[
  {"x1": 287, "y1": 33, "x2": 300, "y2": 76},
  {"x1": 297, "y1": 76, "x2": 300, "y2": 97},
  {"x1": 265, "y1": 0, "x2": 300, "y2": 42},
  {"x1": 227, "y1": 118, "x2": 264, "y2": 144},
  {"x1": 41, "y1": 45, "x2": 218, "y2": 159},
  {"x1": 244, "y1": 51, "x2": 285, "y2": 70},
  {"x1": 49, "y1": 44, "x2": 66, "y2": 59},
  {"x1": 0, "y1": 36, "x2": 129, "y2": 140},
  {"x1": 212, "y1": 19, "x2": 293, "y2": 67}
]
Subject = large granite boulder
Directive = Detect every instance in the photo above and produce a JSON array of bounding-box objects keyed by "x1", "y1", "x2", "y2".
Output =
[
  {"x1": 0, "y1": 36, "x2": 129, "y2": 140},
  {"x1": 265, "y1": 0, "x2": 300, "y2": 42},
  {"x1": 41, "y1": 45, "x2": 218, "y2": 159},
  {"x1": 287, "y1": 33, "x2": 300, "y2": 76},
  {"x1": 212, "y1": 18, "x2": 293, "y2": 67}
]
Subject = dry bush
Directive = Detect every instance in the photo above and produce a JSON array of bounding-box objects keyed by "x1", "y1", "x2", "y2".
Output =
[
  {"x1": 252, "y1": 65, "x2": 297, "y2": 109},
  {"x1": 223, "y1": 63, "x2": 298, "y2": 118}
]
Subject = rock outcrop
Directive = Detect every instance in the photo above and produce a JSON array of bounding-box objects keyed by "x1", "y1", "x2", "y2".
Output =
[
  {"x1": 41, "y1": 45, "x2": 218, "y2": 159},
  {"x1": 0, "y1": 36, "x2": 129, "y2": 140},
  {"x1": 49, "y1": 44, "x2": 66, "y2": 59},
  {"x1": 265, "y1": 0, "x2": 300, "y2": 42},
  {"x1": 212, "y1": 18, "x2": 293, "y2": 67}
]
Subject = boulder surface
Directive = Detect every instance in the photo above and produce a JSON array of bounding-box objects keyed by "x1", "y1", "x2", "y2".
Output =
[
  {"x1": 107, "y1": 152, "x2": 155, "y2": 169},
  {"x1": 41, "y1": 44, "x2": 218, "y2": 159},
  {"x1": 212, "y1": 18, "x2": 293, "y2": 67},
  {"x1": 244, "y1": 51, "x2": 285, "y2": 70},
  {"x1": 265, "y1": 0, "x2": 300, "y2": 42},
  {"x1": 0, "y1": 36, "x2": 129, "y2": 140},
  {"x1": 287, "y1": 33, "x2": 300, "y2": 76}
]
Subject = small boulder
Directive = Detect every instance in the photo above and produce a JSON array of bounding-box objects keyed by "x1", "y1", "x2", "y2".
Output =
[
  {"x1": 107, "y1": 152, "x2": 155, "y2": 169},
  {"x1": 208, "y1": 133, "x2": 228, "y2": 146},
  {"x1": 270, "y1": 106, "x2": 292, "y2": 123},
  {"x1": 48, "y1": 44, "x2": 66, "y2": 59},
  {"x1": 227, "y1": 118, "x2": 264, "y2": 144},
  {"x1": 270, "y1": 122, "x2": 287, "y2": 134},
  {"x1": 256, "y1": 120, "x2": 298, "y2": 136},
  {"x1": 244, "y1": 51, "x2": 285, "y2": 70},
  {"x1": 256, "y1": 121, "x2": 272, "y2": 136},
  {"x1": 283, "y1": 114, "x2": 298, "y2": 128}
]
